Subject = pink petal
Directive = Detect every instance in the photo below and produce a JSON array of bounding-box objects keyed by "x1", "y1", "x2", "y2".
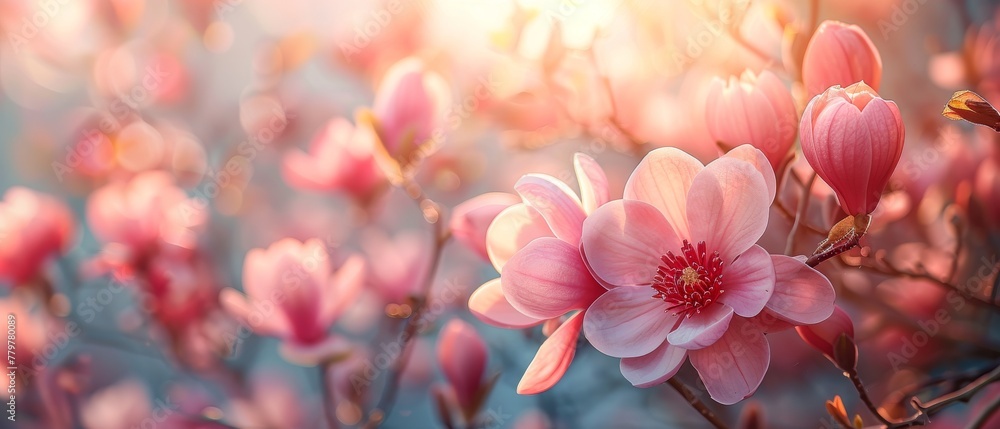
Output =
[
  {"x1": 515, "y1": 174, "x2": 587, "y2": 245},
  {"x1": 517, "y1": 311, "x2": 585, "y2": 394},
  {"x1": 686, "y1": 157, "x2": 770, "y2": 263},
  {"x1": 722, "y1": 144, "x2": 776, "y2": 202},
  {"x1": 220, "y1": 288, "x2": 291, "y2": 337},
  {"x1": 718, "y1": 245, "x2": 774, "y2": 317},
  {"x1": 501, "y1": 238, "x2": 603, "y2": 320},
  {"x1": 574, "y1": 153, "x2": 610, "y2": 214},
  {"x1": 469, "y1": 278, "x2": 544, "y2": 328},
  {"x1": 620, "y1": 339, "x2": 687, "y2": 388},
  {"x1": 689, "y1": 318, "x2": 770, "y2": 405},
  {"x1": 583, "y1": 286, "x2": 677, "y2": 358},
  {"x1": 667, "y1": 304, "x2": 735, "y2": 349},
  {"x1": 749, "y1": 308, "x2": 797, "y2": 333},
  {"x1": 450, "y1": 192, "x2": 522, "y2": 261},
  {"x1": 625, "y1": 147, "x2": 703, "y2": 238},
  {"x1": 321, "y1": 255, "x2": 366, "y2": 325},
  {"x1": 766, "y1": 255, "x2": 836, "y2": 324},
  {"x1": 485, "y1": 203, "x2": 554, "y2": 272},
  {"x1": 581, "y1": 200, "x2": 683, "y2": 288}
]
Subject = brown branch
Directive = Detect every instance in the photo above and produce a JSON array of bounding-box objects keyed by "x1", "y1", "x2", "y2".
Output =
[
  {"x1": 786, "y1": 173, "x2": 818, "y2": 255},
  {"x1": 666, "y1": 378, "x2": 729, "y2": 429}
]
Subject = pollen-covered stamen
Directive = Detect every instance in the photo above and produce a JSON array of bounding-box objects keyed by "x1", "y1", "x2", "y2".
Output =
[{"x1": 651, "y1": 240, "x2": 725, "y2": 318}]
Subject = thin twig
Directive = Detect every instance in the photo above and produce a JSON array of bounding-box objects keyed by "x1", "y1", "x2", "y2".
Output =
[
  {"x1": 320, "y1": 360, "x2": 339, "y2": 429},
  {"x1": 849, "y1": 372, "x2": 895, "y2": 427},
  {"x1": 666, "y1": 378, "x2": 729, "y2": 429},
  {"x1": 786, "y1": 173, "x2": 817, "y2": 255}
]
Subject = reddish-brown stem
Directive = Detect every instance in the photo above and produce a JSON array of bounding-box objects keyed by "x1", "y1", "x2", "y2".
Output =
[
  {"x1": 319, "y1": 361, "x2": 339, "y2": 429},
  {"x1": 786, "y1": 173, "x2": 817, "y2": 255},
  {"x1": 666, "y1": 378, "x2": 729, "y2": 429}
]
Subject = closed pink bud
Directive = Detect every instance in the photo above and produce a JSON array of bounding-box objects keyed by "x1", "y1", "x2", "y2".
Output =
[
  {"x1": 795, "y1": 306, "x2": 854, "y2": 362},
  {"x1": 800, "y1": 82, "x2": 904, "y2": 216},
  {"x1": 802, "y1": 21, "x2": 883, "y2": 96},
  {"x1": 450, "y1": 193, "x2": 521, "y2": 261},
  {"x1": 0, "y1": 188, "x2": 75, "y2": 285},
  {"x1": 436, "y1": 319, "x2": 487, "y2": 411},
  {"x1": 706, "y1": 70, "x2": 798, "y2": 172}
]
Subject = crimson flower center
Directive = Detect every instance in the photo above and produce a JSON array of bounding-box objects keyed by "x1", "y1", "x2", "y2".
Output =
[{"x1": 651, "y1": 240, "x2": 725, "y2": 318}]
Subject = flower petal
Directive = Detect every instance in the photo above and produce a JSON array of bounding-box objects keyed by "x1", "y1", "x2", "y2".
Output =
[
  {"x1": 486, "y1": 203, "x2": 554, "y2": 272},
  {"x1": 517, "y1": 311, "x2": 585, "y2": 394},
  {"x1": 220, "y1": 288, "x2": 291, "y2": 337},
  {"x1": 620, "y1": 339, "x2": 688, "y2": 388},
  {"x1": 718, "y1": 245, "x2": 775, "y2": 317},
  {"x1": 581, "y1": 200, "x2": 683, "y2": 288},
  {"x1": 321, "y1": 255, "x2": 366, "y2": 325},
  {"x1": 667, "y1": 304, "x2": 735, "y2": 349},
  {"x1": 624, "y1": 147, "x2": 704, "y2": 238},
  {"x1": 686, "y1": 157, "x2": 770, "y2": 263},
  {"x1": 722, "y1": 144, "x2": 776, "y2": 202},
  {"x1": 689, "y1": 318, "x2": 770, "y2": 405},
  {"x1": 501, "y1": 238, "x2": 603, "y2": 320},
  {"x1": 515, "y1": 174, "x2": 587, "y2": 245},
  {"x1": 575, "y1": 153, "x2": 610, "y2": 214},
  {"x1": 583, "y1": 286, "x2": 677, "y2": 358},
  {"x1": 469, "y1": 278, "x2": 544, "y2": 328},
  {"x1": 766, "y1": 255, "x2": 836, "y2": 324}
]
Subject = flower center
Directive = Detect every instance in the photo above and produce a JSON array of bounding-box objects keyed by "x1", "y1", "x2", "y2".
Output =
[{"x1": 651, "y1": 240, "x2": 725, "y2": 317}]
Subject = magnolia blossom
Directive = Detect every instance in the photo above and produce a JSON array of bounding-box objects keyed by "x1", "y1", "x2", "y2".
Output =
[
  {"x1": 706, "y1": 70, "x2": 798, "y2": 172},
  {"x1": 800, "y1": 82, "x2": 904, "y2": 216},
  {"x1": 0, "y1": 188, "x2": 75, "y2": 285},
  {"x1": 468, "y1": 153, "x2": 609, "y2": 394},
  {"x1": 282, "y1": 117, "x2": 386, "y2": 203},
  {"x1": 220, "y1": 238, "x2": 365, "y2": 364},
  {"x1": 436, "y1": 319, "x2": 488, "y2": 413},
  {"x1": 580, "y1": 146, "x2": 835, "y2": 404},
  {"x1": 802, "y1": 21, "x2": 883, "y2": 96},
  {"x1": 450, "y1": 192, "x2": 521, "y2": 261}
]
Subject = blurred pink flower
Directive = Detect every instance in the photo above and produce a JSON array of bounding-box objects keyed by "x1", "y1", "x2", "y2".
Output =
[
  {"x1": 220, "y1": 238, "x2": 365, "y2": 364},
  {"x1": 80, "y1": 379, "x2": 153, "y2": 429},
  {"x1": 282, "y1": 117, "x2": 386, "y2": 203},
  {"x1": 706, "y1": 70, "x2": 798, "y2": 173},
  {"x1": 468, "y1": 153, "x2": 610, "y2": 394},
  {"x1": 436, "y1": 319, "x2": 488, "y2": 413},
  {"x1": 366, "y1": 57, "x2": 450, "y2": 179},
  {"x1": 0, "y1": 187, "x2": 75, "y2": 285},
  {"x1": 144, "y1": 253, "x2": 217, "y2": 330},
  {"x1": 86, "y1": 171, "x2": 206, "y2": 267},
  {"x1": 450, "y1": 192, "x2": 521, "y2": 261},
  {"x1": 800, "y1": 82, "x2": 904, "y2": 216},
  {"x1": 361, "y1": 230, "x2": 431, "y2": 304},
  {"x1": 802, "y1": 21, "x2": 882, "y2": 97},
  {"x1": 581, "y1": 145, "x2": 835, "y2": 404}
]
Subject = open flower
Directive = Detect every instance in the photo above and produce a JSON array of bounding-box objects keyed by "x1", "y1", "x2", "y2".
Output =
[
  {"x1": 467, "y1": 153, "x2": 609, "y2": 394},
  {"x1": 220, "y1": 238, "x2": 365, "y2": 364},
  {"x1": 800, "y1": 82, "x2": 904, "y2": 217},
  {"x1": 581, "y1": 145, "x2": 835, "y2": 404},
  {"x1": 282, "y1": 117, "x2": 386, "y2": 203},
  {"x1": 0, "y1": 188, "x2": 75, "y2": 286}
]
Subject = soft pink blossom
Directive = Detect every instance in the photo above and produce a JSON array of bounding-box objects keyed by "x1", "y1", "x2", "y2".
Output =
[
  {"x1": 800, "y1": 82, "x2": 904, "y2": 216},
  {"x1": 370, "y1": 57, "x2": 450, "y2": 166},
  {"x1": 0, "y1": 188, "x2": 75, "y2": 285},
  {"x1": 450, "y1": 192, "x2": 521, "y2": 261},
  {"x1": 706, "y1": 70, "x2": 798, "y2": 172},
  {"x1": 220, "y1": 238, "x2": 365, "y2": 364},
  {"x1": 802, "y1": 21, "x2": 882, "y2": 96},
  {"x1": 468, "y1": 153, "x2": 609, "y2": 394},
  {"x1": 796, "y1": 305, "x2": 855, "y2": 362},
  {"x1": 580, "y1": 145, "x2": 835, "y2": 404},
  {"x1": 436, "y1": 319, "x2": 488, "y2": 411},
  {"x1": 361, "y1": 230, "x2": 431, "y2": 304},
  {"x1": 282, "y1": 117, "x2": 386, "y2": 203}
]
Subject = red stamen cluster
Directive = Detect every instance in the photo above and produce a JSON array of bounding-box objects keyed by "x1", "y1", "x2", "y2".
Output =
[{"x1": 651, "y1": 240, "x2": 725, "y2": 317}]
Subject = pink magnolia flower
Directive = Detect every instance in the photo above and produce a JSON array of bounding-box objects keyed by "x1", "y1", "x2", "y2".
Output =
[
  {"x1": 220, "y1": 238, "x2": 365, "y2": 364},
  {"x1": 800, "y1": 82, "x2": 904, "y2": 216},
  {"x1": 0, "y1": 188, "x2": 75, "y2": 285},
  {"x1": 366, "y1": 57, "x2": 450, "y2": 179},
  {"x1": 796, "y1": 305, "x2": 855, "y2": 365},
  {"x1": 705, "y1": 70, "x2": 798, "y2": 173},
  {"x1": 802, "y1": 21, "x2": 883, "y2": 96},
  {"x1": 467, "y1": 153, "x2": 609, "y2": 394},
  {"x1": 450, "y1": 192, "x2": 521, "y2": 261},
  {"x1": 436, "y1": 319, "x2": 488, "y2": 413},
  {"x1": 282, "y1": 117, "x2": 386, "y2": 203},
  {"x1": 86, "y1": 171, "x2": 207, "y2": 266},
  {"x1": 581, "y1": 145, "x2": 835, "y2": 404},
  {"x1": 361, "y1": 230, "x2": 431, "y2": 304}
]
